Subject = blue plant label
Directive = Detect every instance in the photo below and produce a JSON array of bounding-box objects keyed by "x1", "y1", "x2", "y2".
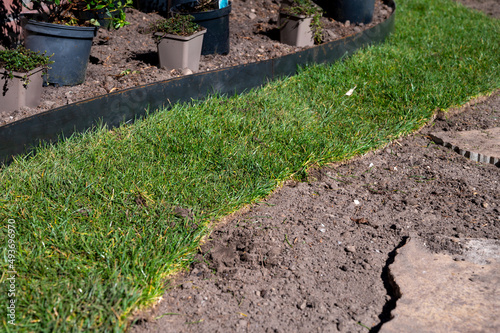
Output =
[{"x1": 219, "y1": 0, "x2": 228, "y2": 9}]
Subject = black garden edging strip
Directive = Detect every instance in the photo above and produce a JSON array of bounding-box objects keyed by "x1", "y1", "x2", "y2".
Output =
[{"x1": 0, "y1": 0, "x2": 395, "y2": 165}]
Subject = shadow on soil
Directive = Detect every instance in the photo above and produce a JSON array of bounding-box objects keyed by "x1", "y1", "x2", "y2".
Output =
[
  {"x1": 370, "y1": 237, "x2": 407, "y2": 333},
  {"x1": 131, "y1": 51, "x2": 159, "y2": 67}
]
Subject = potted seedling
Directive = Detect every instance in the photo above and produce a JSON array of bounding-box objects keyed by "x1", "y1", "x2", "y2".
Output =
[
  {"x1": 151, "y1": 14, "x2": 206, "y2": 71},
  {"x1": 0, "y1": 45, "x2": 52, "y2": 113},
  {"x1": 279, "y1": 0, "x2": 323, "y2": 47},
  {"x1": 21, "y1": 0, "x2": 131, "y2": 86},
  {"x1": 170, "y1": 0, "x2": 231, "y2": 55}
]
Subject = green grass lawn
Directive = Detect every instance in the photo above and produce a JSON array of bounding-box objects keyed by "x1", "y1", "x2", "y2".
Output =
[{"x1": 1, "y1": 0, "x2": 499, "y2": 331}]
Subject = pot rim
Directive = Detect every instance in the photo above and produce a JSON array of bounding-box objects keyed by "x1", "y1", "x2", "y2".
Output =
[
  {"x1": 154, "y1": 28, "x2": 207, "y2": 42},
  {"x1": 0, "y1": 67, "x2": 45, "y2": 78},
  {"x1": 171, "y1": 1, "x2": 232, "y2": 17}
]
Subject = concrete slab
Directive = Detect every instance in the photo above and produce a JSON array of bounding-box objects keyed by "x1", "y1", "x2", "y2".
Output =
[
  {"x1": 380, "y1": 237, "x2": 500, "y2": 333},
  {"x1": 430, "y1": 127, "x2": 500, "y2": 167}
]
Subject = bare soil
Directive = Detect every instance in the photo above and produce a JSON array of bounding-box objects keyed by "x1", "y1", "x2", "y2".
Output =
[
  {"x1": 128, "y1": 1, "x2": 500, "y2": 332},
  {"x1": 0, "y1": 0, "x2": 393, "y2": 126},
  {"x1": 456, "y1": 0, "x2": 500, "y2": 18}
]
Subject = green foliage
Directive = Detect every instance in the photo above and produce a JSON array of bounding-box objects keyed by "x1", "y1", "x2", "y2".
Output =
[
  {"x1": 280, "y1": 0, "x2": 324, "y2": 44},
  {"x1": 25, "y1": 0, "x2": 132, "y2": 29},
  {"x1": 0, "y1": 46, "x2": 53, "y2": 85},
  {"x1": 282, "y1": 0, "x2": 322, "y2": 17},
  {"x1": 84, "y1": 0, "x2": 133, "y2": 29},
  {"x1": 150, "y1": 14, "x2": 203, "y2": 39},
  {"x1": 1, "y1": 0, "x2": 499, "y2": 331}
]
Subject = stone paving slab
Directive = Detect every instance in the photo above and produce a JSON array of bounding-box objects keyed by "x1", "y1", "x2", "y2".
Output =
[
  {"x1": 380, "y1": 237, "x2": 500, "y2": 333},
  {"x1": 430, "y1": 127, "x2": 500, "y2": 167}
]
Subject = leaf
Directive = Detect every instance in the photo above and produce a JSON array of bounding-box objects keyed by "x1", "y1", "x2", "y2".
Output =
[{"x1": 345, "y1": 85, "x2": 357, "y2": 96}]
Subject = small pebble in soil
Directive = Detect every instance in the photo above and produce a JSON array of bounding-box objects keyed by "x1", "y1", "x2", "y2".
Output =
[
  {"x1": 345, "y1": 245, "x2": 356, "y2": 253},
  {"x1": 337, "y1": 319, "x2": 346, "y2": 331},
  {"x1": 298, "y1": 301, "x2": 307, "y2": 310}
]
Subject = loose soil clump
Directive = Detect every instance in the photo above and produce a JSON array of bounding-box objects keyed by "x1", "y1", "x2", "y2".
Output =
[{"x1": 0, "y1": 0, "x2": 393, "y2": 125}]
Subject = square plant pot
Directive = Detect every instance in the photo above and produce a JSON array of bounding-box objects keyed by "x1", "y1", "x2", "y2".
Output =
[
  {"x1": 170, "y1": 2, "x2": 232, "y2": 55},
  {"x1": 1, "y1": 67, "x2": 44, "y2": 114},
  {"x1": 156, "y1": 29, "x2": 207, "y2": 72},
  {"x1": 279, "y1": 12, "x2": 314, "y2": 47}
]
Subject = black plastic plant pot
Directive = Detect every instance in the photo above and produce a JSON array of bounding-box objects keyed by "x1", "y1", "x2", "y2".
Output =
[
  {"x1": 171, "y1": 2, "x2": 231, "y2": 55},
  {"x1": 317, "y1": 0, "x2": 375, "y2": 24},
  {"x1": 23, "y1": 20, "x2": 97, "y2": 86},
  {"x1": 134, "y1": 0, "x2": 169, "y2": 15}
]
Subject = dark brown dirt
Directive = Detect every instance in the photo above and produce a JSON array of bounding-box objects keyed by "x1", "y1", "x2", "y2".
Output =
[
  {"x1": 0, "y1": 0, "x2": 393, "y2": 125},
  {"x1": 456, "y1": 0, "x2": 500, "y2": 18},
  {"x1": 128, "y1": 89, "x2": 499, "y2": 333}
]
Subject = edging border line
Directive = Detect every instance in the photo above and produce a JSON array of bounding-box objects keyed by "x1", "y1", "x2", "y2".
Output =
[{"x1": 0, "y1": 0, "x2": 395, "y2": 165}]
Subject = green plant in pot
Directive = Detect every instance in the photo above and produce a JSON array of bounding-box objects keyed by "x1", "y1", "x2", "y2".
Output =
[
  {"x1": 170, "y1": 0, "x2": 232, "y2": 55},
  {"x1": 21, "y1": 0, "x2": 131, "y2": 86},
  {"x1": 279, "y1": 0, "x2": 323, "y2": 47},
  {"x1": 26, "y1": 0, "x2": 131, "y2": 28},
  {"x1": 150, "y1": 14, "x2": 206, "y2": 72},
  {"x1": 0, "y1": 45, "x2": 52, "y2": 113}
]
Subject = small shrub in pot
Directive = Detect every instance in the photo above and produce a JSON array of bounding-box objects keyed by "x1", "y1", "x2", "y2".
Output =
[
  {"x1": 26, "y1": 0, "x2": 132, "y2": 29},
  {"x1": 0, "y1": 45, "x2": 52, "y2": 112},
  {"x1": 279, "y1": 0, "x2": 323, "y2": 46},
  {"x1": 150, "y1": 14, "x2": 207, "y2": 72},
  {"x1": 21, "y1": 0, "x2": 131, "y2": 86}
]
